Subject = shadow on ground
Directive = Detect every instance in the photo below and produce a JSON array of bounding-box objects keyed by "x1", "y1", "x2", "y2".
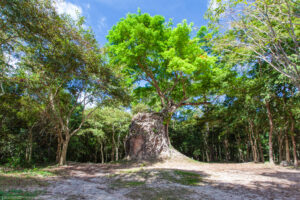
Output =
[{"x1": 2, "y1": 160, "x2": 300, "y2": 200}]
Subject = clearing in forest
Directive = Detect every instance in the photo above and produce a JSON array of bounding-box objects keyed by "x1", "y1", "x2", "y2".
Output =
[{"x1": 1, "y1": 156, "x2": 299, "y2": 200}]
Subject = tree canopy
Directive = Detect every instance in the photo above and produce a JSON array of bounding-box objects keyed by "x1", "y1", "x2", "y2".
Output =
[
  {"x1": 0, "y1": 1, "x2": 298, "y2": 168},
  {"x1": 107, "y1": 11, "x2": 231, "y2": 115}
]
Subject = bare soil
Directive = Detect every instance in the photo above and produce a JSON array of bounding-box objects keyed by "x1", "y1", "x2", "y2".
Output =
[{"x1": 3, "y1": 157, "x2": 300, "y2": 200}]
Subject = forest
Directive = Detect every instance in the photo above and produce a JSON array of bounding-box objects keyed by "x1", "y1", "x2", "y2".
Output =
[{"x1": 0, "y1": 0, "x2": 299, "y2": 199}]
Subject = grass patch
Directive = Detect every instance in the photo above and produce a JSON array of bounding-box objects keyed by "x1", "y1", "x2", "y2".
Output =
[
  {"x1": 110, "y1": 179, "x2": 145, "y2": 188},
  {"x1": 0, "y1": 189, "x2": 44, "y2": 200},
  {"x1": 0, "y1": 167, "x2": 55, "y2": 189},
  {"x1": 125, "y1": 186, "x2": 191, "y2": 200},
  {"x1": 119, "y1": 168, "x2": 142, "y2": 174},
  {"x1": 0, "y1": 167, "x2": 56, "y2": 177},
  {"x1": 160, "y1": 170, "x2": 202, "y2": 186},
  {"x1": 118, "y1": 168, "x2": 151, "y2": 179},
  {"x1": 0, "y1": 175, "x2": 49, "y2": 189}
]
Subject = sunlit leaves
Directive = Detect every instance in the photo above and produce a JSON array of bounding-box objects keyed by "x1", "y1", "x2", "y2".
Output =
[{"x1": 107, "y1": 11, "x2": 222, "y2": 109}]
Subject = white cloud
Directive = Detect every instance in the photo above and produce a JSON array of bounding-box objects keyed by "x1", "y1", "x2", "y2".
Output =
[
  {"x1": 52, "y1": 0, "x2": 82, "y2": 20},
  {"x1": 97, "y1": 17, "x2": 107, "y2": 33},
  {"x1": 86, "y1": 3, "x2": 90, "y2": 9},
  {"x1": 207, "y1": 0, "x2": 219, "y2": 10}
]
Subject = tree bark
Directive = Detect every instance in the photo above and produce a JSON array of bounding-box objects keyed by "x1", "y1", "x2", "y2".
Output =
[
  {"x1": 256, "y1": 128, "x2": 264, "y2": 163},
  {"x1": 278, "y1": 129, "x2": 284, "y2": 163},
  {"x1": 111, "y1": 126, "x2": 116, "y2": 161},
  {"x1": 126, "y1": 112, "x2": 171, "y2": 160},
  {"x1": 56, "y1": 133, "x2": 62, "y2": 163},
  {"x1": 236, "y1": 132, "x2": 244, "y2": 162},
  {"x1": 116, "y1": 130, "x2": 121, "y2": 161},
  {"x1": 59, "y1": 135, "x2": 70, "y2": 166},
  {"x1": 25, "y1": 125, "x2": 34, "y2": 163},
  {"x1": 205, "y1": 122, "x2": 210, "y2": 162},
  {"x1": 248, "y1": 121, "x2": 258, "y2": 162},
  {"x1": 224, "y1": 136, "x2": 229, "y2": 162},
  {"x1": 100, "y1": 140, "x2": 104, "y2": 164},
  {"x1": 285, "y1": 131, "x2": 291, "y2": 163},
  {"x1": 289, "y1": 113, "x2": 298, "y2": 166},
  {"x1": 266, "y1": 101, "x2": 274, "y2": 165}
]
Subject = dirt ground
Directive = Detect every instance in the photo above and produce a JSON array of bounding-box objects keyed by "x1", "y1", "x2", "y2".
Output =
[{"x1": 4, "y1": 156, "x2": 300, "y2": 200}]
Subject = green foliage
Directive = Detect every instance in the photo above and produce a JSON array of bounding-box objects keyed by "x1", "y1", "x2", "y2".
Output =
[
  {"x1": 131, "y1": 103, "x2": 151, "y2": 115},
  {"x1": 1, "y1": 0, "x2": 128, "y2": 166},
  {"x1": 0, "y1": 189, "x2": 43, "y2": 200},
  {"x1": 206, "y1": 0, "x2": 300, "y2": 89},
  {"x1": 0, "y1": 1, "x2": 299, "y2": 167},
  {"x1": 107, "y1": 11, "x2": 224, "y2": 111}
]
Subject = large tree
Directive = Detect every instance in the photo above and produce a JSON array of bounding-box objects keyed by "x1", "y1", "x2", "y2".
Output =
[
  {"x1": 1, "y1": 0, "x2": 126, "y2": 165},
  {"x1": 107, "y1": 11, "x2": 228, "y2": 158}
]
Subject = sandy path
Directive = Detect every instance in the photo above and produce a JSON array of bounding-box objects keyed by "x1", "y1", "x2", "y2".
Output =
[{"x1": 36, "y1": 159, "x2": 300, "y2": 200}]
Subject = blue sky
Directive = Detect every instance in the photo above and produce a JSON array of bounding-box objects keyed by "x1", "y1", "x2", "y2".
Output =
[{"x1": 55, "y1": 0, "x2": 211, "y2": 45}]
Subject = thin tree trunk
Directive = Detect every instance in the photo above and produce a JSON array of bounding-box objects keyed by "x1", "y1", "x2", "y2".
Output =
[
  {"x1": 248, "y1": 122, "x2": 258, "y2": 162},
  {"x1": 224, "y1": 136, "x2": 229, "y2": 162},
  {"x1": 289, "y1": 113, "x2": 298, "y2": 166},
  {"x1": 123, "y1": 139, "x2": 127, "y2": 158},
  {"x1": 94, "y1": 148, "x2": 98, "y2": 163},
  {"x1": 115, "y1": 144, "x2": 119, "y2": 162},
  {"x1": 116, "y1": 132, "x2": 121, "y2": 161},
  {"x1": 278, "y1": 129, "x2": 284, "y2": 163},
  {"x1": 25, "y1": 125, "x2": 33, "y2": 163},
  {"x1": 205, "y1": 122, "x2": 210, "y2": 162},
  {"x1": 56, "y1": 134, "x2": 62, "y2": 163},
  {"x1": 285, "y1": 131, "x2": 290, "y2": 163},
  {"x1": 105, "y1": 147, "x2": 108, "y2": 163},
  {"x1": 266, "y1": 101, "x2": 274, "y2": 165},
  {"x1": 100, "y1": 140, "x2": 104, "y2": 164},
  {"x1": 246, "y1": 142, "x2": 250, "y2": 162},
  {"x1": 59, "y1": 135, "x2": 70, "y2": 166},
  {"x1": 218, "y1": 143, "x2": 222, "y2": 162},
  {"x1": 256, "y1": 128, "x2": 264, "y2": 163},
  {"x1": 111, "y1": 126, "x2": 116, "y2": 161},
  {"x1": 236, "y1": 132, "x2": 244, "y2": 162},
  {"x1": 48, "y1": 133, "x2": 52, "y2": 158},
  {"x1": 163, "y1": 105, "x2": 177, "y2": 147}
]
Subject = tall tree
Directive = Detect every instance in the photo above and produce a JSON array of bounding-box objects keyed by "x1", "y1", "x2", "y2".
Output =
[
  {"x1": 107, "y1": 12, "x2": 229, "y2": 158},
  {"x1": 1, "y1": 0, "x2": 126, "y2": 165}
]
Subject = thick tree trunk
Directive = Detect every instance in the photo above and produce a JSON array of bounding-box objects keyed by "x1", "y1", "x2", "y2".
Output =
[
  {"x1": 59, "y1": 135, "x2": 70, "y2": 166},
  {"x1": 266, "y1": 101, "x2": 274, "y2": 165},
  {"x1": 125, "y1": 112, "x2": 171, "y2": 160}
]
